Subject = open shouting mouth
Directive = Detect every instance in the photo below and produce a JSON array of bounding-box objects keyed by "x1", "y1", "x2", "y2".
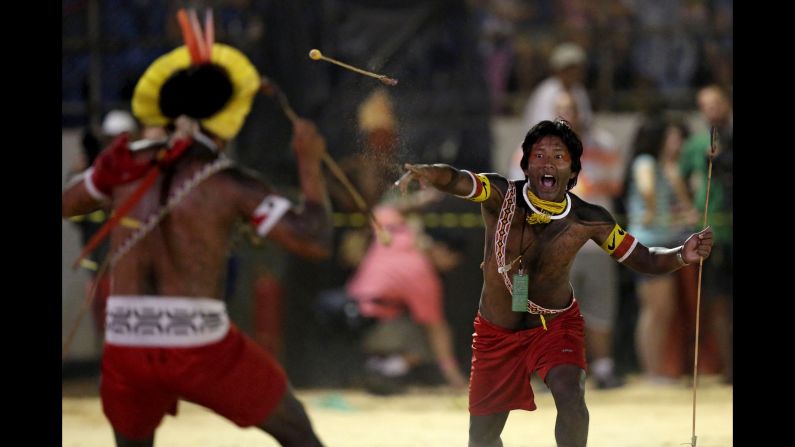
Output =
[{"x1": 540, "y1": 174, "x2": 557, "y2": 189}]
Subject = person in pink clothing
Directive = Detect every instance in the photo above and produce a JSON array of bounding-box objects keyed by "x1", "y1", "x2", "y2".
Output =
[{"x1": 346, "y1": 206, "x2": 468, "y2": 393}]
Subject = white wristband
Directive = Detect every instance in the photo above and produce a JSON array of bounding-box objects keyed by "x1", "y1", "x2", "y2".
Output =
[
  {"x1": 83, "y1": 168, "x2": 110, "y2": 202},
  {"x1": 455, "y1": 170, "x2": 478, "y2": 199},
  {"x1": 676, "y1": 248, "x2": 689, "y2": 267}
]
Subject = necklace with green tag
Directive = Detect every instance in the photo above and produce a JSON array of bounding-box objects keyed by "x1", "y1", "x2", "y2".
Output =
[{"x1": 510, "y1": 209, "x2": 534, "y2": 312}]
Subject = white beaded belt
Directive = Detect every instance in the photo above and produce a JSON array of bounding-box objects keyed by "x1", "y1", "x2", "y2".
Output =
[
  {"x1": 105, "y1": 296, "x2": 230, "y2": 347},
  {"x1": 527, "y1": 296, "x2": 576, "y2": 315}
]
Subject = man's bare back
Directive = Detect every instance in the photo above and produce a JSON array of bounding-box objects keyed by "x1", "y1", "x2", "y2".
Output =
[
  {"x1": 64, "y1": 119, "x2": 331, "y2": 302},
  {"x1": 109, "y1": 150, "x2": 242, "y2": 298}
]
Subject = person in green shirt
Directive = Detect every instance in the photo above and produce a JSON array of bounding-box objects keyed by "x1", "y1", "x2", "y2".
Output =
[{"x1": 679, "y1": 84, "x2": 732, "y2": 384}]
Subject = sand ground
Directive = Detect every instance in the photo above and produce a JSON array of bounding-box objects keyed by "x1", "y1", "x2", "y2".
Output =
[{"x1": 62, "y1": 375, "x2": 731, "y2": 447}]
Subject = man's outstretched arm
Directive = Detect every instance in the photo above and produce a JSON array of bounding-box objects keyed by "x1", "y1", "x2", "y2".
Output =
[
  {"x1": 622, "y1": 227, "x2": 713, "y2": 273},
  {"x1": 396, "y1": 163, "x2": 502, "y2": 201},
  {"x1": 238, "y1": 119, "x2": 333, "y2": 260},
  {"x1": 62, "y1": 133, "x2": 153, "y2": 218},
  {"x1": 594, "y1": 220, "x2": 714, "y2": 274},
  {"x1": 62, "y1": 171, "x2": 107, "y2": 218},
  {"x1": 396, "y1": 164, "x2": 474, "y2": 196}
]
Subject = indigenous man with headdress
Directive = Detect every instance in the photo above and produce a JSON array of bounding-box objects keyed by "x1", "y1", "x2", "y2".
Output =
[
  {"x1": 395, "y1": 119, "x2": 713, "y2": 447},
  {"x1": 62, "y1": 10, "x2": 330, "y2": 447}
]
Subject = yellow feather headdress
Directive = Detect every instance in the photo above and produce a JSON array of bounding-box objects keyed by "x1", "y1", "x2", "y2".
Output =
[{"x1": 132, "y1": 9, "x2": 260, "y2": 140}]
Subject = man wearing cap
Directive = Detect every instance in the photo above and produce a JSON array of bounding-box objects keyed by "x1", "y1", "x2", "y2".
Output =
[
  {"x1": 62, "y1": 11, "x2": 331, "y2": 447},
  {"x1": 522, "y1": 42, "x2": 593, "y2": 132}
]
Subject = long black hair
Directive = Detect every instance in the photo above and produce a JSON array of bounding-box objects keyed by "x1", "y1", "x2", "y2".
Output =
[
  {"x1": 519, "y1": 119, "x2": 583, "y2": 190},
  {"x1": 617, "y1": 112, "x2": 692, "y2": 221}
]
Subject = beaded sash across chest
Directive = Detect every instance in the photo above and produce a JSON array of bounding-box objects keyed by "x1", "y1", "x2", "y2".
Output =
[
  {"x1": 494, "y1": 182, "x2": 518, "y2": 293},
  {"x1": 494, "y1": 181, "x2": 575, "y2": 315}
]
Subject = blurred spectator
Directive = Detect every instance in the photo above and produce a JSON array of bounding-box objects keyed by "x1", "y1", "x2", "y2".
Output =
[
  {"x1": 624, "y1": 112, "x2": 695, "y2": 383},
  {"x1": 313, "y1": 79, "x2": 469, "y2": 392},
  {"x1": 475, "y1": 0, "x2": 531, "y2": 114},
  {"x1": 522, "y1": 42, "x2": 593, "y2": 131},
  {"x1": 71, "y1": 110, "x2": 140, "y2": 176},
  {"x1": 630, "y1": 0, "x2": 699, "y2": 98},
  {"x1": 101, "y1": 110, "x2": 138, "y2": 141},
  {"x1": 345, "y1": 205, "x2": 468, "y2": 394},
  {"x1": 679, "y1": 84, "x2": 732, "y2": 383},
  {"x1": 510, "y1": 91, "x2": 625, "y2": 388},
  {"x1": 565, "y1": 91, "x2": 627, "y2": 388},
  {"x1": 64, "y1": 1, "x2": 732, "y2": 125},
  {"x1": 330, "y1": 88, "x2": 400, "y2": 213}
]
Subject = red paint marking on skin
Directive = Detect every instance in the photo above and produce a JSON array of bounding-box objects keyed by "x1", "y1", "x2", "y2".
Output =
[
  {"x1": 611, "y1": 234, "x2": 636, "y2": 259},
  {"x1": 473, "y1": 177, "x2": 484, "y2": 197},
  {"x1": 252, "y1": 214, "x2": 267, "y2": 227},
  {"x1": 528, "y1": 145, "x2": 571, "y2": 166}
]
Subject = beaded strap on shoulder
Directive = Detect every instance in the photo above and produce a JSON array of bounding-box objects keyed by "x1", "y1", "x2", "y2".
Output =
[
  {"x1": 494, "y1": 181, "x2": 517, "y2": 293},
  {"x1": 494, "y1": 181, "x2": 577, "y2": 316}
]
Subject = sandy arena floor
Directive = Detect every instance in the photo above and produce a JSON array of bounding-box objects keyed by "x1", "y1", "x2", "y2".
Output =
[{"x1": 62, "y1": 375, "x2": 731, "y2": 446}]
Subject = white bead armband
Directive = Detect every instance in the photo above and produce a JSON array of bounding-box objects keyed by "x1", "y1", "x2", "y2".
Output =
[
  {"x1": 454, "y1": 170, "x2": 491, "y2": 202},
  {"x1": 252, "y1": 194, "x2": 292, "y2": 237},
  {"x1": 83, "y1": 168, "x2": 110, "y2": 202}
]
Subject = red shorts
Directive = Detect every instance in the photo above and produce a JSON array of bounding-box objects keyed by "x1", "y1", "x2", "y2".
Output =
[
  {"x1": 468, "y1": 301, "x2": 586, "y2": 415},
  {"x1": 100, "y1": 324, "x2": 287, "y2": 440}
]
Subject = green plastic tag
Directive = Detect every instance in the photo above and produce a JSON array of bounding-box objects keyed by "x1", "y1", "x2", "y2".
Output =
[{"x1": 512, "y1": 271, "x2": 528, "y2": 312}]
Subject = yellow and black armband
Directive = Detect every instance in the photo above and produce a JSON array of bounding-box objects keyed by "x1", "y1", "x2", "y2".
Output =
[
  {"x1": 456, "y1": 170, "x2": 491, "y2": 203},
  {"x1": 600, "y1": 223, "x2": 638, "y2": 263}
]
